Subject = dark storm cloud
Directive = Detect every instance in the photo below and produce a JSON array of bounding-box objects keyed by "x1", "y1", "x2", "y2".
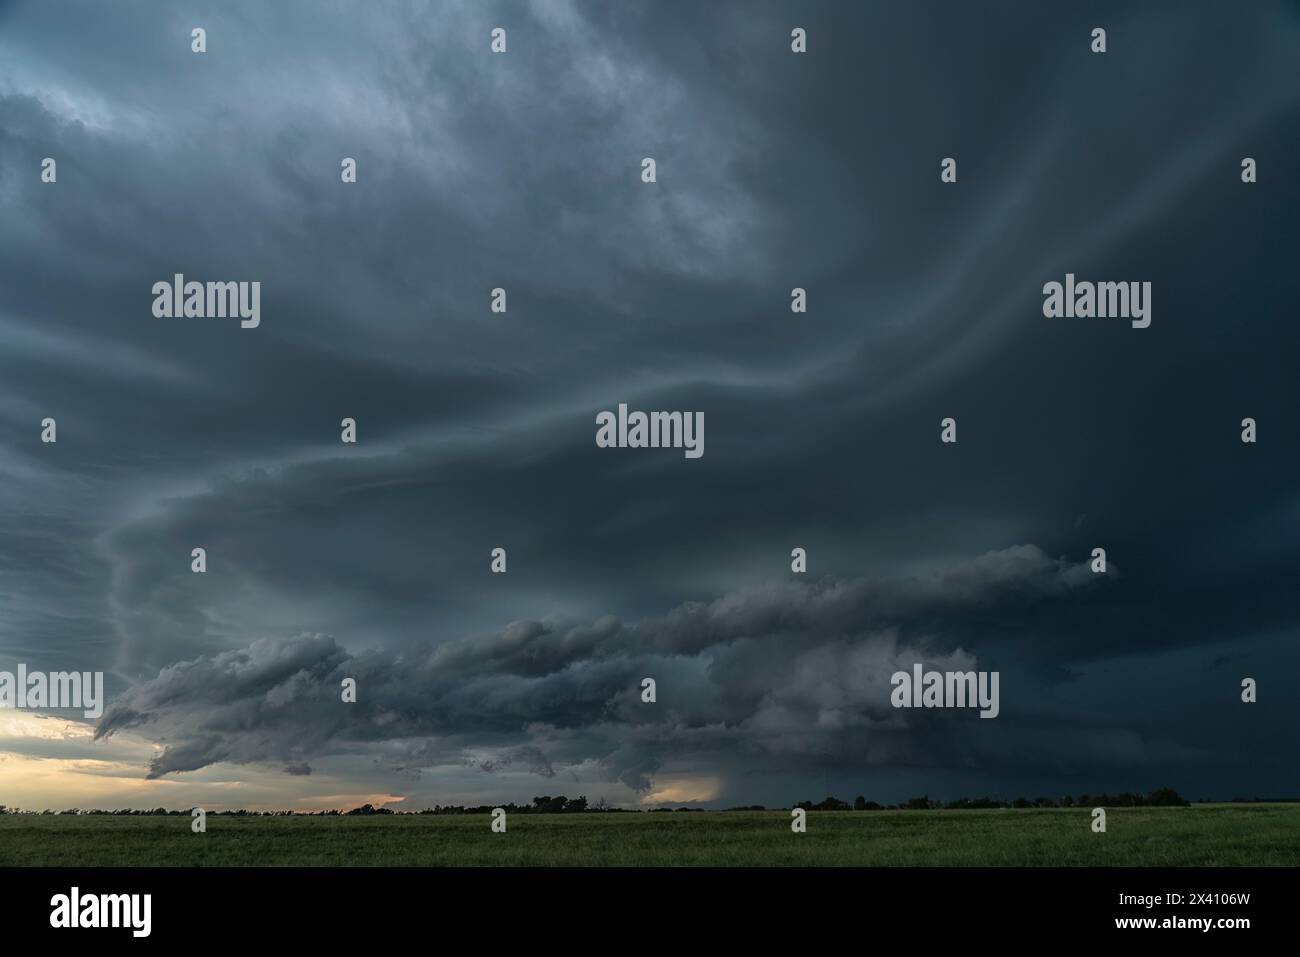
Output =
[
  {"x1": 2, "y1": 1, "x2": 1299, "y2": 803},
  {"x1": 96, "y1": 545, "x2": 1105, "y2": 784}
]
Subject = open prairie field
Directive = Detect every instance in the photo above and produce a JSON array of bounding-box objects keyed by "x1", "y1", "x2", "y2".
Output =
[{"x1": 1, "y1": 805, "x2": 1296, "y2": 867}]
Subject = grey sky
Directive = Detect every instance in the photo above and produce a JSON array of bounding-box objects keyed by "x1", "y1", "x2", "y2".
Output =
[{"x1": 1, "y1": 0, "x2": 1298, "y2": 809}]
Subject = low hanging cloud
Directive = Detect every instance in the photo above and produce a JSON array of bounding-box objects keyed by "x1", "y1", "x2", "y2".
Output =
[{"x1": 95, "y1": 544, "x2": 1105, "y2": 788}]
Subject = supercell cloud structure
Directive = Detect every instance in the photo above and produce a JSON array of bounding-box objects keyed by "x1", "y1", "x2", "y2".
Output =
[{"x1": 1, "y1": 0, "x2": 1299, "y2": 807}]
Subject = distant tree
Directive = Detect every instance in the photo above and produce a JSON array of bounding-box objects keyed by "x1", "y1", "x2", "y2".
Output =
[
  {"x1": 853, "y1": 795, "x2": 868, "y2": 811},
  {"x1": 813, "y1": 796, "x2": 851, "y2": 811},
  {"x1": 1147, "y1": 788, "x2": 1189, "y2": 807},
  {"x1": 347, "y1": 803, "x2": 389, "y2": 816}
]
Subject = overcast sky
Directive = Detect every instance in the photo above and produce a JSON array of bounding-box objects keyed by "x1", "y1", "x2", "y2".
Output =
[{"x1": 1, "y1": 0, "x2": 1299, "y2": 811}]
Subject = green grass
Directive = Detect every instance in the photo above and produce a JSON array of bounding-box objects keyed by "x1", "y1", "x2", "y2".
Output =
[{"x1": 1, "y1": 805, "x2": 1296, "y2": 866}]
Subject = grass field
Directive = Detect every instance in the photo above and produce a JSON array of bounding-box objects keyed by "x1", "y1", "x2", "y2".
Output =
[{"x1": 2, "y1": 804, "x2": 1297, "y2": 866}]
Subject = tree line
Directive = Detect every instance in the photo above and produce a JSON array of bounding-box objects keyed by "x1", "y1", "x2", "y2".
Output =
[
  {"x1": 792, "y1": 787, "x2": 1192, "y2": 811},
  {"x1": 8, "y1": 788, "x2": 1294, "y2": 816}
]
